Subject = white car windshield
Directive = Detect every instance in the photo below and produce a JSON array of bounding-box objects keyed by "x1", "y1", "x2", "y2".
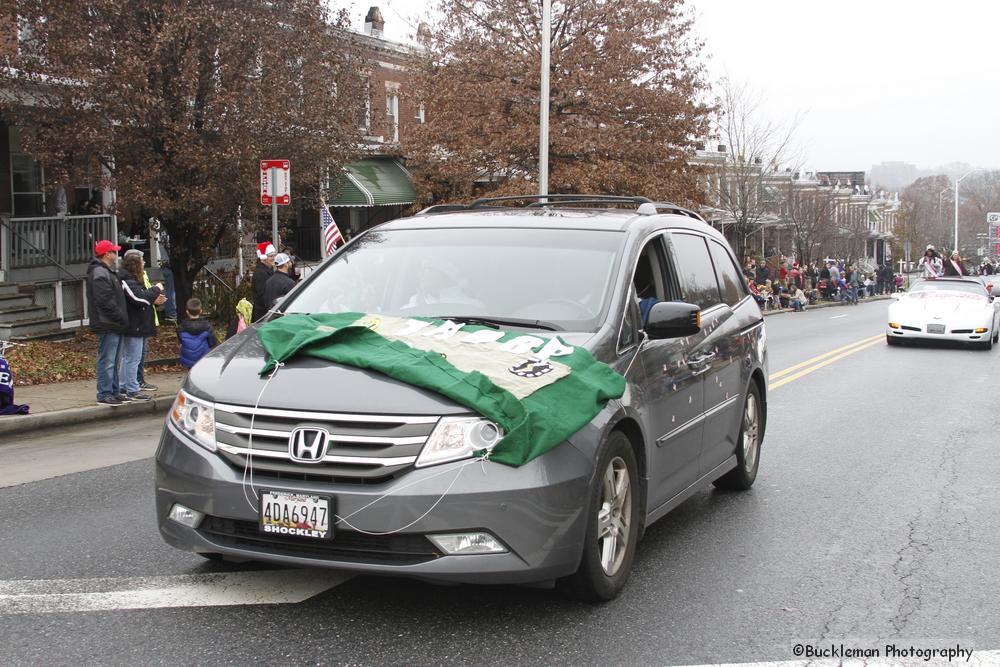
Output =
[
  {"x1": 284, "y1": 227, "x2": 623, "y2": 332},
  {"x1": 909, "y1": 281, "x2": 986, "y2": 296}
]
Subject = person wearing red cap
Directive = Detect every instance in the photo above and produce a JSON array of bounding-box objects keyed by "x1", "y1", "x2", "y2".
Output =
[
  {"x1": 86, "y1": 240, "x2": 129, "y2": 405},
  {"x1": 251, "y1": 241, "x2": 277, "y2": 322}
]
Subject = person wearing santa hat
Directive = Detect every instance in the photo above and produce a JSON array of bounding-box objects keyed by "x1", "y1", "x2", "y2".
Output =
[{"x1": 251, "y1": 241, "x2": 277, "y2": 322}]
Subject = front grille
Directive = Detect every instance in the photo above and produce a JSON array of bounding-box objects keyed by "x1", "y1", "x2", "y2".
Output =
[
  {"x1": 199, "y1": 516, "x2": 444, "y2": 565},
  {"x1": 951, "y1": 329, "x2": 973, "y2": 334},
  {"x1": 901, "y1": 325, "x2": 921, "y2": 331},
  {"x1": 213, "y1": 403, "x2": 439, "y2": 484}
]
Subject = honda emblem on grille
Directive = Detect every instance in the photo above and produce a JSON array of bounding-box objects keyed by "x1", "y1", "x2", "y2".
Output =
[{"x1": 288, "y1": 428, "x2": 330, "y2": 464}]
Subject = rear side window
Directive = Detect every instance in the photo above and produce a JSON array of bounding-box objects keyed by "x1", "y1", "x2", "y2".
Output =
[
  {"x1": 670, "y1": 233, "x2": 722, "y2": 311},
  {"x1": 708, "y1": 240, "x2": 746, "y2": 306}
]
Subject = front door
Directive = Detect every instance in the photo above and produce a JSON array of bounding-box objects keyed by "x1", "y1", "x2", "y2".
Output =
[{"x1": 624, "y1": 235, "x2": 704, "y2": 509}]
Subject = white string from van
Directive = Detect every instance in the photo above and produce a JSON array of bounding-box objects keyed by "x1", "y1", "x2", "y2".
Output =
[
  {"x1": 242, "y1": 361, "x2": 285, "y2": 513},
  {"x1": 240, "y1": 360, "x2": 492, "y2": 533}
]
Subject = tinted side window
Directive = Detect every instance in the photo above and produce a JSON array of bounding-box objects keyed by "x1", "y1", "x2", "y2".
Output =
[
  {"x1": 708, "y1": 240, "x2": 746, "y2": 306},
  {"x1": 670, "y1": 233, "x2": 722, "y2": 310}
]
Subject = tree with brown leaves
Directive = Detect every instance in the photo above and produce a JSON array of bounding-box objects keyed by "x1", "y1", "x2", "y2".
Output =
[
  {"x1": 405, "y1": 0, "x2": 712, "y2": 207},
  {"x1": 1, "y1": 0, "x2": 366, "y2": 312}
]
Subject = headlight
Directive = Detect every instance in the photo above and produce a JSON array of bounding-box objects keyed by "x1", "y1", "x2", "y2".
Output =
[
  {"x1": 169, "y1": 389, "x2": 216, "y2": 452},
  {"x1": 415, "y1": 417, "x2": 503, "y2": 468}
]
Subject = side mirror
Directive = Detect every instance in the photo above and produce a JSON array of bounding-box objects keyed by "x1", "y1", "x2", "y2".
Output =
[{"x1": 646, "y1": 302, "x2": 701, "y2": 339}]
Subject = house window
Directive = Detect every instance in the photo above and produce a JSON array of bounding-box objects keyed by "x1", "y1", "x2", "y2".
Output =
[
  {"x1": 415, "y1": 102, "x2": 426, "y2": 125},
  {"x1": 9, "y1": 126, "x2": 44, "y2": 217},
  {"x1": 385, "y1": 85, "x2": 399, "y2": 143}
]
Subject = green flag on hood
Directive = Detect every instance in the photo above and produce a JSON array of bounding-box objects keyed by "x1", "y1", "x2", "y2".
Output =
[{"x1": 256, "y1": 313, "x2": 626, "y2": 466}]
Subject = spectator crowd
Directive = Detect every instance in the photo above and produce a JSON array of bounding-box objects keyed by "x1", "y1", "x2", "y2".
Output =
[{"x1": 743, "y1": 255, "x2": 900, "y2": 312}]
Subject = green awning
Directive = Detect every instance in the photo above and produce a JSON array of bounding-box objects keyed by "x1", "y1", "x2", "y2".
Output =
[{"x1": 328, "y1": 157, "x2": 416, "y2": 207}]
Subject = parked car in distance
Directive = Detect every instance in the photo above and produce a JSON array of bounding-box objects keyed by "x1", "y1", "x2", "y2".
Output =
[{"x1": 156, "y1": 195, "x2": 768, "y2": 601}]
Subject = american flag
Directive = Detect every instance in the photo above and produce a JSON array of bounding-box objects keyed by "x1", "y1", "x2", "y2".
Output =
[{"x1": 320, "y1": 199, "x2": 343, "y2": 257}]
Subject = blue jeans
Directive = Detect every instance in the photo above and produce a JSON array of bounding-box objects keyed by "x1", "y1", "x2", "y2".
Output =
[
  {"x1": 137, "y1": 338, "x2": 147, "y2": 385},
  {"x1": 96, "y1": 332, "x2": 124, "y2": 400},
  {"x1": 162, "y1": 266, "x2": 177, "y2": 319},
  {"x1": 120, "y1": 336, "x2": 145, "y2": 395}
]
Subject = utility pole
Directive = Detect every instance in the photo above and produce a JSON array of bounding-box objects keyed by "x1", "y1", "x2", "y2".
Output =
[{"x1": 538, "y1": 0, "x2": 551, "y2": 197}]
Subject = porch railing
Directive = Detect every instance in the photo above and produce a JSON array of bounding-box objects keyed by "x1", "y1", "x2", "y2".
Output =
[{"x1": 1, "y1": 214, "x2": 116, "y2": 282}]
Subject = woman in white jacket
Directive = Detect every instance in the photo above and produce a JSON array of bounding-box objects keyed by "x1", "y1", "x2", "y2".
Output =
[{"x1": 918, "y1": 246, "x2": 943, "y2": 278}]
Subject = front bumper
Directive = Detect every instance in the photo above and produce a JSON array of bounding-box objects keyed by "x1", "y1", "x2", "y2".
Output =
[
  {"x1": 155, "y1": 423, "x2": 592, "y2": 584},
  {"x1": 886, "y1": 324, "x2": 989, "y2": 343}
]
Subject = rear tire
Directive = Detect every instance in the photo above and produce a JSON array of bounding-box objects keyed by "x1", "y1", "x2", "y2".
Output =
[
  {"x1": 558, "y1": 431, "x2": 639, "y2": 602},
  {"x1": 714, "y1": 383, "x2": 763, "y2": 491}
]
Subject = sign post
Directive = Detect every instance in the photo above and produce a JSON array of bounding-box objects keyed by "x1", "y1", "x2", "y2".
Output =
[
  {"x1": 261, "y1": 160, "x2": 291, "y2": 249},
  {"x1": 989, "y1": 213, "x2": 1000, "y2": 256}
]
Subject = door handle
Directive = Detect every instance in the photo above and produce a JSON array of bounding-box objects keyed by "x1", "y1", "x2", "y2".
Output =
[
  {"x1": 686, "y1": 351, "x2": 716, "y2": 366},
  {"x1": 685, "y1": 351, "x2": 716, "y2": 374}
]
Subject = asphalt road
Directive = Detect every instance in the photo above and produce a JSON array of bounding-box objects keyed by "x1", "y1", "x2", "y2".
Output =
[{"x1": 2, "y1": 299, "x2": 999, "y2": 666}]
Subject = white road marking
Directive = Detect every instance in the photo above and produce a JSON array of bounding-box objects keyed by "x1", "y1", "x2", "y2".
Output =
[
  {"x1": 830, "y1": 314, "x2": 848, "y2": 319},
  {"x1": 676, "y1": 648, "x2": 997, "y2": 667},
  {"x1": 0, "y1": 570, "x2": 351, "y2": 614}
]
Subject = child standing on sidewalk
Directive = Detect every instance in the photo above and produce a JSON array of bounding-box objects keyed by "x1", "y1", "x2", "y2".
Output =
[{"x1": 177, "y1": 298, "x2": 218, "y2": 369}]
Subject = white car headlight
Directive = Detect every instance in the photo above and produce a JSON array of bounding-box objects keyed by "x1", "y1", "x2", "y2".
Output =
[
  {"x1": 169, "y1": 389, "x2": 216, "y2": 452},
  {"x1": 416, "y1": 417, "x2": 503, "y2": 468}
]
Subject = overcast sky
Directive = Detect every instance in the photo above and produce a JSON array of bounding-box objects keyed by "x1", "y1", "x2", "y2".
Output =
[{"x1": 346, "y1": 0, "x2": 1000, "y2": 171}]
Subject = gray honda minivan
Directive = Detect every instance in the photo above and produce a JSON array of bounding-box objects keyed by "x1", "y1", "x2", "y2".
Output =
[{"x1": 155, "y1": 195, "x2": 767, "y2": 601}]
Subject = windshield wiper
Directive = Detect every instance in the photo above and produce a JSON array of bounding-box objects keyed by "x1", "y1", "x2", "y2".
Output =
[{"x1": 434, "y1": 315, "x2": 562, "y2": 331}]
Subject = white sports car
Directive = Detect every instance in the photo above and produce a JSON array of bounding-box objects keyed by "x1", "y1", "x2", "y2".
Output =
[{"x1": 887, "y1": 277, "x2": 1000, "y2": 349}]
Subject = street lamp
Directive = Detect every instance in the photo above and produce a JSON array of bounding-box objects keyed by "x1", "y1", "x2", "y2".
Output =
[{"x1": 954, "y1": 168, "x2": 983, "y2": 253}]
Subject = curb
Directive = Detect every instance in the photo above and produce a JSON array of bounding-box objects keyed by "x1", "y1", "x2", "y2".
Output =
[{"x1": 0, "y1": 395, "x2": 176, "y2": 438}]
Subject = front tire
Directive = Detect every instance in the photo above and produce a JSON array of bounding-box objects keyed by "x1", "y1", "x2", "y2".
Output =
[
  {"x1": 714, "y1": 383, "x2": 763, "y2": 491},
  {"x1": 559, "y1": 432, "x2": 639, "y2": 602}
]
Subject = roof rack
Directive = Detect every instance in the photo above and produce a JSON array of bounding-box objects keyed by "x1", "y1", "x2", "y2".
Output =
[{"x1": 417, "y1": 194, "x2": 706, "y2": 223}]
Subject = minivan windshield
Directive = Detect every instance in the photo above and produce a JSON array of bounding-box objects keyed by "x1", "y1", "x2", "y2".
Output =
[{"x1": 285, "y1": 227, "x2": 623, "y2": 332}]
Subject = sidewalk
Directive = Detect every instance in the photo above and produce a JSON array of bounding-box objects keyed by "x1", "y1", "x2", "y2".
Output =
[
  {"x1": 761, "y1": 293, "x2": 891, "y2": 317},
  {"x1": 0, "y1": 370, "x2": 186, "y2": 438}
]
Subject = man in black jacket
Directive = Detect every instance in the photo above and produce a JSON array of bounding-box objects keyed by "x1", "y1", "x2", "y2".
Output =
[
  {"x1": 86, "y1": 240, "x2": 129, "y2": 405},
  {"x1": 263, "y1": 253, "x2": 296, "y2": 312},
  {"x1": 251, "y1": 241, "x2": 276, "y2": 322}
]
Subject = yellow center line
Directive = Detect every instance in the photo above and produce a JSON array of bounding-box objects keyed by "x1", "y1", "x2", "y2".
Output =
[
  {"x1": 768, "y1": 338, "x2": 884, "y2": 391},
  {"x1": 768, "y1": 333, "x2": 884, "y2": 381}
]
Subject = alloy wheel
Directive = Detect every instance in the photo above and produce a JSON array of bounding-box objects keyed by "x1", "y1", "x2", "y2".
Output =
[
  {"x1": 597, "y1": 456, "x2": 632, "y2": 576},
  {"x1": 742, "y1": 392, "x2": 759, "y2": 473}
]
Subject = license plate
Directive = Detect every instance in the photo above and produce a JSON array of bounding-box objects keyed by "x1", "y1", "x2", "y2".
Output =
[
  {"x1": 259, "y1": 491, "x2": 331, "y2": 539},
  {"x1": 927, "y1": 324, "x2": 945, "y2": 334}
]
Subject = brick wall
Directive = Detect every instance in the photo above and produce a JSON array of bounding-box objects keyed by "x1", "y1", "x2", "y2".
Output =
[
  {"x1": 0, "y1": 12, "x2": 17, "y2": 58},
  {"x1": 0, "y1": 120, "x2": 11, "y2": 215}
]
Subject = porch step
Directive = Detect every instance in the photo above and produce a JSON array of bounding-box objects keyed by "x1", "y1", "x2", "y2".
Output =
[
  {"x1": 9, "y1": 326, "x2": 78, "y2": 342},
  {"x1": 0, "y1": 316, "x2": 63, "y2": 340},
  {"x1": 0, "y1": 285, "x2": 21, "y2": 298},
  {"x1": 0, "y1": 294, "x2": 34, "y2": 310},
  {"x1": 0, "y1": 304, "x2": 50, "y2": 324}
]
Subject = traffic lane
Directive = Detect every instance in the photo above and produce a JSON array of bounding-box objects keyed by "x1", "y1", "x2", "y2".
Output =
[
  {"x1": 3, "y1": 340, "x2": 1000, "y2": 664},
  {"x1": 0, "y1": 414, "x2": 165, "y2": 488},
  {"x1": 0, "y1": 458, "x2": 269, "y2": 581},
  {"x1": 764, "y1": 299, "x2": 888, "y2": 374}
]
